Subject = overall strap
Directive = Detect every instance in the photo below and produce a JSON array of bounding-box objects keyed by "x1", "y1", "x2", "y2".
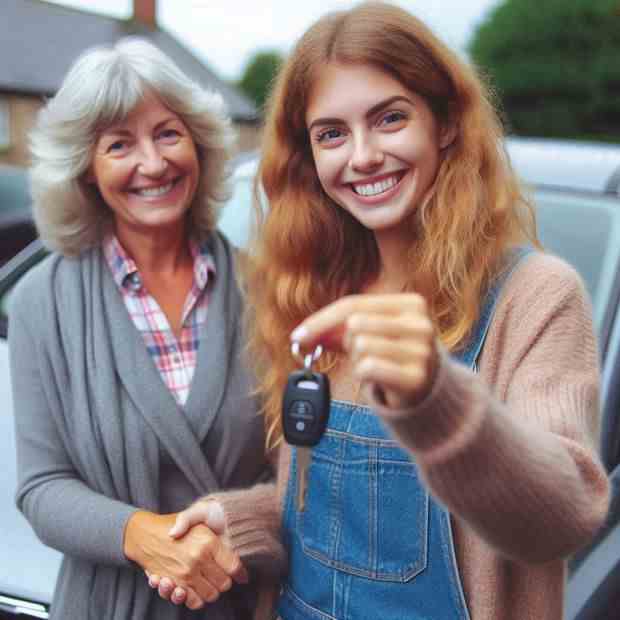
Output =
[{"x1": 458, "y1": 246, "x2": 534, "y2": 370}]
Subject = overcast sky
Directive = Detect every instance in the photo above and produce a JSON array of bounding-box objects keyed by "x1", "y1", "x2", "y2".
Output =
[{"x1": 46, "y1": 0, "x2": 502, "y2": 81}]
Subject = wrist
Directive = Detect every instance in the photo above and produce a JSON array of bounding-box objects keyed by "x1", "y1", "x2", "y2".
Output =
[{"x1": 123, "y1": 510, "x2": 154, "y2": 564}]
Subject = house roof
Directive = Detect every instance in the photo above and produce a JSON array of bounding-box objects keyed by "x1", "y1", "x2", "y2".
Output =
[{"x1": 0, "y1": 0, "x2": 258, "y2": 122}]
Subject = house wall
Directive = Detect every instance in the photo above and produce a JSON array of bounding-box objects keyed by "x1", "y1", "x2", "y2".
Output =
[
  {"x1": 236, "y1": 122, "x2": 262, "y2": 154},
  {"x1": 0, "y1": 93, "x2": 262, "y2": 168},
  {"x1": 0, "y1": 94, "x2": 43, "y2": 167}
]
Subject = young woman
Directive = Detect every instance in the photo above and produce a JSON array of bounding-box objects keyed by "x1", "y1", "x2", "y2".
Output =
[{"x1": 151, "y1": 3, "x2": 609, "y2": 618}]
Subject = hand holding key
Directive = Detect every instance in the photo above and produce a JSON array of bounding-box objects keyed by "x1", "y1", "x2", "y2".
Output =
[{"x1": 290, "y1": 294, "x2": 438, "y2": 410}]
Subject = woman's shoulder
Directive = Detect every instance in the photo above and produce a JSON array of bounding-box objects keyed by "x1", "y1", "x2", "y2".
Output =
[
  {"x1": 503, "y1": 250, "x2": 589, "y2": 304},
  {"x1": 9, "y1": 251, "x2": 86, "y2": 320},
  {"x1": 492, "y1": 250, "x2": 594, "y2": 343}
]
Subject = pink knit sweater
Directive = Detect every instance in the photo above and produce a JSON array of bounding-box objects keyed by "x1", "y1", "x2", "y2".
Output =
[{"x1": 214, "y1": 253, "x2": 610, "y2": 620}]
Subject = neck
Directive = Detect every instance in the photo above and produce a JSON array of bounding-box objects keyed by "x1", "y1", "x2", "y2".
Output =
[
  {"x1": 369, "y1": 227, "x2": 431, "y2": 298},
  {"x1": 114, "y1": 221, "x2": 191, "y2": 275}
]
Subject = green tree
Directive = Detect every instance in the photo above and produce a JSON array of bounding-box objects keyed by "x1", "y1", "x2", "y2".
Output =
[
  {"x1": 469, "y1": 0, "x2": 620, "y2": 140},
  {"x1": 238, "y1": 51, "x2": 284, "y2": 110}
]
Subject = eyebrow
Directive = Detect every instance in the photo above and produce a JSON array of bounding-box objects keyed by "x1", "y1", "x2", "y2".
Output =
[
  {"x1": 307, "y1": 95, "x2": 413, "y2": 132},
  {"x1": 100, "y1": 117, "x2": 180, "y2": 139}
]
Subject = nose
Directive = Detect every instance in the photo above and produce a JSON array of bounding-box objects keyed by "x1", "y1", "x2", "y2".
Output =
[
  {"x1": 137, "y1": 140, "x2": 168, "y2": 177},
  {"x1": 349, "y1": 133, "x2": 384, "y2": 172}
]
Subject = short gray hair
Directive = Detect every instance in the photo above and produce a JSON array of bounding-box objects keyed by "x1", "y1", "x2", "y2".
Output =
[{"x1": 30, "y1": 37, "x2": 235, "y2": 256}]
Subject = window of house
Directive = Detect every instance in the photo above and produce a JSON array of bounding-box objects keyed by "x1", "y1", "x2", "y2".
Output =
[{"x1": 0, "y1": 98, "x2": 10, "y2": 149}]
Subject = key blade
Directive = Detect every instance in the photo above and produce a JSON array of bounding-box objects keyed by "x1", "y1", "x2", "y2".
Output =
[{"x1": 296, "y1": 447, "x2": 312, "y2": 512}]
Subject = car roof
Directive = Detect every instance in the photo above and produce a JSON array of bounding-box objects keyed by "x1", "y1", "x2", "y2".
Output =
[{"x1": 505, "y1": 137, "x2": 620, "y2": 195}]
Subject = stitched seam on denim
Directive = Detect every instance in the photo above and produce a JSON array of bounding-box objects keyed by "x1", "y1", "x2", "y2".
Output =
[
  {"x1": 439, "y1": 506, "x2": 472, "y2": 619},
  {"x1": 298, "y1": 546, "x2": 425, "y2": 581},
  {"x1": 324, "y1": 428, "x2": 401, "y2": 447},
  {"x1": 369, "y1": 442, "x2": 378, "y2": 574},
  {"x1": 331, "y1": 398, "x2": 374, "y2": 412},
  {"x1": 330, "y1": 447, "x2": 342, "y2": 561},
  {"x1": 340, "y1": 572, "x2": 352, "y2": 620},
  {"x1": 281, "y1": 585, "x2": 338, "y2": 620}
]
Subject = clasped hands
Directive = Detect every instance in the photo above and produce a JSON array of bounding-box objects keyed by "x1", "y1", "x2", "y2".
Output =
[
  {"x1": 125, "y1": 503, "x2": 246, "y2": 610},
  {"x1": 143, "y1": 293, "x2": 438, "y2": 608}
]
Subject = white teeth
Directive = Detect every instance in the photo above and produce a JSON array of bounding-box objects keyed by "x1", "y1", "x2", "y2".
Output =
[
  {"x1": 136, "y1": 182, "x2": 174, "y2": 197},
  {"x1": 353, "y1": 175, "x2": 398, "y2": 196}
]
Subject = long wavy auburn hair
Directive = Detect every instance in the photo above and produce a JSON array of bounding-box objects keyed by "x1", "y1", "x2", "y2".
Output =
[{"x1": 244, "y1": 1, "x2": 540, "y2": 449}]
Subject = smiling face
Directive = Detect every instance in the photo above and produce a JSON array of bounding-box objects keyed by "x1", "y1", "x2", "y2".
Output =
[
  {"x1": 306, "y1": 63, "x2": 453, "y2": 239},
  {"x1": 89, "y1": 94, "x2": 200, "y2": 242}
]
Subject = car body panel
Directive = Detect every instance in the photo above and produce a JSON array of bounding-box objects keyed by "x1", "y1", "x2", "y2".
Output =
[
  {"x1": 0, "y1": 339, "x2": 62, "y2": 607},
  {"x1": 506, "y1": 137, "x2": 620, "y2": 195}
]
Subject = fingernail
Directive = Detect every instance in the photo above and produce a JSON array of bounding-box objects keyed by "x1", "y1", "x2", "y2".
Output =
[{"x1": 290, "y1": 326, "x2": 307, "y2": 341}]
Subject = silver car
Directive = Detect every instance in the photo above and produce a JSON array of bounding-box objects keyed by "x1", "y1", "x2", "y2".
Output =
[{"x1": 1, "y1": 138, "x2": 620, "y2": 619}]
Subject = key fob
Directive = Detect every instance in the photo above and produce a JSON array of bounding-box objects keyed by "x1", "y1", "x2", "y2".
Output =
[{"x1": 282, "y1": 370, "x2": 330, "y2": 446}]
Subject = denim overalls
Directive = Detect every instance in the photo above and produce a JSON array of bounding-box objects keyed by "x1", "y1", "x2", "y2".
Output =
[{"x1": 277, "y1": 248, "x2": 532, "y2": 620}]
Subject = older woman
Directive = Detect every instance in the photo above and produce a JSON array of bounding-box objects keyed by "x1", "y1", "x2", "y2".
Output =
[{"x1": 9, "y1": 38, "x2": 282, "y2": 620}]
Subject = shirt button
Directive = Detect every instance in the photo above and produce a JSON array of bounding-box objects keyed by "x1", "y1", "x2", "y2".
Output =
[
  {"x1": 173, "y1": 354, "x2": 181, "y2": 364},
  {"x1": 129, "y1": 273, "x2": 142, "y2": 291}
]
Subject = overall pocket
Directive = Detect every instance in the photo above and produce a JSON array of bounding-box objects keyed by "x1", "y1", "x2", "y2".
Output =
[{"x1": 295, "y1": 429, "x2": 429, "y2": 582}]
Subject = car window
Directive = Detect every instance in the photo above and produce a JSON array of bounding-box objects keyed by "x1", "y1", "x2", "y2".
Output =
[
  {"x1": 0, "y1": 165, "x2": 30, "y2": 214},
  {"x1": 217, "y1": 175, "x2": 254, "y2": 248},
  {"x1": 533, "y1": 188, "x2": 620, "y2": 351}
]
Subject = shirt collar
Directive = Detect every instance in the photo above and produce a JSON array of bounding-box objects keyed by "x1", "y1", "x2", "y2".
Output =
[{"x1": 103, "y1": 235, "x2": 216, "y2": 294}]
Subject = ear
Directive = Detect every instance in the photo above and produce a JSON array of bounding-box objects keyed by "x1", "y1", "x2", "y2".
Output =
[{"x1": 439, "y1": 120, "x2": 458, "y2": 150}]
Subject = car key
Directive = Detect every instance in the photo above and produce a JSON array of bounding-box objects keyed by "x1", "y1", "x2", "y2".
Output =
[{"x1": 282, "y1": 342, "x2": 331, "y2": 511}]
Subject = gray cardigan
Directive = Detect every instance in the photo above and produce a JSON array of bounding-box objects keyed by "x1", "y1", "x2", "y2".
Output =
[{"x1": 9, "y1": 231, "x2": 272, "y2": 620}]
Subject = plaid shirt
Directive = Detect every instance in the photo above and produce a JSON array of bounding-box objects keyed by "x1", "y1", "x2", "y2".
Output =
[{"x1": 103, "y1": 235, "x2": 215, "y2": 407}]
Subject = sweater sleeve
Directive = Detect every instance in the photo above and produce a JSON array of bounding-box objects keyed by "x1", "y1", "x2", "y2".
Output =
[
  {"x1": 376, "y1": 253, "x2": 610, "y2": 564},
  {"x1": 10, "y1": 299, "x2": 138, "y2": 568},
  {"x1": 207, "y1": 482, "x2": 286, "y2": 580}
]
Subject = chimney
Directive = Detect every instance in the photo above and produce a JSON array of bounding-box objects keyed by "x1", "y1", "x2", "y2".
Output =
[{"x1": 133, "y1": 0, "x2": 156, "y2": 29}]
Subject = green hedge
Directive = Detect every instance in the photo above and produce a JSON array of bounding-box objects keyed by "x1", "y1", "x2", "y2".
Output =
[
  {"x1": 238, "y1": 51, "x2": 284, "y2": 111},
  {"x1": 469, "y1": 0, "x2": 620, "y2": 139}
]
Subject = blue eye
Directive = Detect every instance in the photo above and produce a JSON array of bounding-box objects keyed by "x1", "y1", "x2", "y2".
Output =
[
  {"x1": 380, "y1": 111, "x2": 406, "y2": 125},
  {"x1": 107, "y1": 141, "x2": 126, "y2": 153},
  {"x1": 159, "y1": 128, "x2": 180, "y2": 140},
  {"x1": 316, "y1": 128, "x2": 344, "y2": 143}
]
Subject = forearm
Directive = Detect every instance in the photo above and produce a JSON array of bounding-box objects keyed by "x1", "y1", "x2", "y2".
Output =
[
  {"x1": 203, "y1": 483, "x2": 286, "y2": 579},
  {"x1": 381, "y1": 347, "x2": 609, "y2": 564},
  {"x1": 19, "y1": 477, "x2": 139, "y2": 566}
]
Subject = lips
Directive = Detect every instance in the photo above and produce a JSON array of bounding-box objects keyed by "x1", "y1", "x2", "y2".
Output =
[
  {"x1": 131, "y1": 178, "x2": 178, "y2": 197},
  {"x1": 350, "y1": 171, "x2": 405, "y2": 197}
]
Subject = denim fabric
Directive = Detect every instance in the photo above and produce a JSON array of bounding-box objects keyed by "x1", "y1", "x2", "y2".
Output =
[{"x1": 277, "y1": 248, "x2": 533, "y2": 620}]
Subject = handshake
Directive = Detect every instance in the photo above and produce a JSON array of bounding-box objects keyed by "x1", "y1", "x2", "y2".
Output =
[{"x1": 127, "y1": 500, "x2": 246, "y2": 611}]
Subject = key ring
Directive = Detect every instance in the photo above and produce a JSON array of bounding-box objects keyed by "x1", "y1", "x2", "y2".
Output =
[{"x1": 291, "y1": 341, "x2": 323, "y2": 373}]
